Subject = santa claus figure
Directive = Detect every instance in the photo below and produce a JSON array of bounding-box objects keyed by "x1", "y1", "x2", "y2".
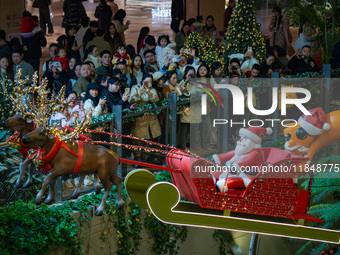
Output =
[{"x1": 213, "y1": 126, "x2": 272, "y2": 193}]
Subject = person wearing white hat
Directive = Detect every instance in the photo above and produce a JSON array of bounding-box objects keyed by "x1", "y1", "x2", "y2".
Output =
[{"x1": 213, "y1": 127, "x2": 273, "y2": 193}]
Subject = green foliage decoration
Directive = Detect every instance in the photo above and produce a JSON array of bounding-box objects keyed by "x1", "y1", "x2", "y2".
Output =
[
  {"x1": 212, "y1": 230, "x2": 234, "y2": 255},
  {"x1": 295, "y1": 149, "x2": 340, "y2": 254},
  {"x1": 285, "y1": 0, "x2": 340, "y2": 64}
]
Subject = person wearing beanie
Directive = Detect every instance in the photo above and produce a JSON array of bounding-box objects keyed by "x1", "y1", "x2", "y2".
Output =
[
  {"x1": 152, "y1": 71, "x2": 167, "y2": 102},
  {"x1": 212, "y1": 126, "x2": 273, "y2": 193}
]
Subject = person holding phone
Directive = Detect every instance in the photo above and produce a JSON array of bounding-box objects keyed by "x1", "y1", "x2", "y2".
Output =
[
  {"x1": 43, "y1": 59, "x2": 71, "y2": 95},
  {"x1": 129, "y1": 74, "x2": 161, "y2": 162},
  {"x1": 101, "y1": 77, "x2": 137, "y2": 112},
  {"x1": 84, "y1": 83, "x2": 107, "y2": 117},
  {"x1": 287, "y1": 45, "x2": 319, "y2": 75},
  {"x1": 229, "y1": 47, "x2": 259, "y2": 73}
]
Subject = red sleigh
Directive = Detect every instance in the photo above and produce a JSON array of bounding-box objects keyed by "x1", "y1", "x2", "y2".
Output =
[{"x1": 166, "y1": 148, "x2": 322, "y2": 223}]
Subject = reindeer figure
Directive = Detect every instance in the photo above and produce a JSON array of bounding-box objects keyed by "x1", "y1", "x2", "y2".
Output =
[
  {"x1": 0, "y1": 71, "x2": 40, "y2": 188},
  {"x1": 1, "y1": 72, "x2": 101, "y2": 201},
  {"x1": 22, "y1": 85, "x2": 124, "y2": 216},
  {"x1": 1, "y1": 112, "x2": 36, "y2": 188}
]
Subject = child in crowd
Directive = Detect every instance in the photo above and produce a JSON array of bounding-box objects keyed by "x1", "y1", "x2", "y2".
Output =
[
  {"x1": 160, "y1": 57, "x2": 183, "y2": 81},
  {"x1": 112, "y1": 44, "x2": 132, "y2": 66},
  {"x1": 190, "y1": 16, "x2": 205, "y2": 32},
  {"x1": 20, "y1": 11, "x2": 40, "y2": 38},
  {"x1": 53, "y1": 48, "x2": 69, "y2": 72},
  {"x1": 155, "y1": 35, "x2": 176, "y2": 69}
]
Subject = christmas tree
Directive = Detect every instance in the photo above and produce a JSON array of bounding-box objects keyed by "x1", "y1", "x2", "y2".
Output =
[
  {"x1": 0, "y1": 77, "x2": 14, "y2": 120},
  {"x1": 223, "y1": 0, "x2": 266, "y2": 63},
  {"x1": 185, "y1": 32, "x2": 224, "y2": 68},
  {"x1": 184, "y1": 31, "x2": 205, "y2": 57},
  {"x1": 201, "y1": 36, "x2": 224, "y2": 68}
]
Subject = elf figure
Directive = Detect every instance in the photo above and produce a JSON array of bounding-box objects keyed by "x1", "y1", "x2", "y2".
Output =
[{"x1": 212, "y1": 127, "x2": 272, "y2": 193}]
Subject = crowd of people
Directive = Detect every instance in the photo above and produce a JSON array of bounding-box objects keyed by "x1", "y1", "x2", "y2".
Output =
[{"x1": 1, "y1": 1, "x2": 340, "y2": 155}]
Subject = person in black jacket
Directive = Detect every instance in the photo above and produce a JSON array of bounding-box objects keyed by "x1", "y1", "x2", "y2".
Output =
[
  {"x1": 101, "y1": 77, "x2": 137, "y2": 112},
  {"x1": 171, "y1": 0, "x2": 184, "y2": 34},
  {"x1": 32, "y1": 0, "x2": 53, "y2": 35},
  {"x1": 43, "y1": 61, "x2": 71, "y2": 96},
  {"x1": 83, "y1": 21, "x2": 99, "y2": 50},
  {"x1": 62, "y1": 0, "x2": 87, "y2": 31},
  {"x1": 261, "y1": 52, "x2": 284, "y2": 77},
  {"x1": 95, "y1": 0, "x2": 112, "y2": 34},
  {"x1": 21, "y1": 16, "x2": 47, "y2": 75},
  {"x1": 287, "y1": 45, "x2": 319, "y2": 75}
]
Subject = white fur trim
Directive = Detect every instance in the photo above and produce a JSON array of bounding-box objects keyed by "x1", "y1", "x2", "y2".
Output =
[
  {"x1": 266, "y1": 127, "x2": 273, "y2": 135},
  {"x1": 216, "y1": 179, "x2": 227, "y2": 193},
  {"x1": 239, "y1": 128, "x2": 261, "y2": 144},
  {"x1": 298, "y1": 117, "x2": 323, "y2": 136},
  {"x1": 212, "y1": 154, "x2": 221, "y2": 164},
  {"x1": 323, "y1": 123, "x2": 331, "y2": 131}
]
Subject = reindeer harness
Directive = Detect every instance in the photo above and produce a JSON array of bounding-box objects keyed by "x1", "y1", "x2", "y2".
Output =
[
  {"x1": 6, "y1": 122, "x2": 37, "y2": 158},
  {"x1": 28, "y1": 137, "x2": 85, "y2": 174}
]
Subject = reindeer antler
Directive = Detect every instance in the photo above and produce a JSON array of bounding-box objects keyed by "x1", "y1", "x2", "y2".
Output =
[{"x1": 60, "y1": 110, "x2": 93, "y2": 141}]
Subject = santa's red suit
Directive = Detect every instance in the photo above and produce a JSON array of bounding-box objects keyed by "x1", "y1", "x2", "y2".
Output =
[{"x1": 213, "y1": 127, "x2": 272, "y2": 193}]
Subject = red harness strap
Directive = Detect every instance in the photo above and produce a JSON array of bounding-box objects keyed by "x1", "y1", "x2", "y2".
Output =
[
  {"x1": 61, "y1": 141, "x2": 84, "y2": 174},
  {"x1": 6, "y1": 132, "x2": 30, "y2": 158},
  {"x1": 29, "y1": 138, "x2": 84, "y2": 174},
  {"x1": 6, "y1": 121, "x2": 37, "y2": 158}
]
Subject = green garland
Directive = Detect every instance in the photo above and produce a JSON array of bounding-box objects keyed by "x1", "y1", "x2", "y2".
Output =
[{"x1": 91, "y1": 98, "x2": 190, "y2": 125}]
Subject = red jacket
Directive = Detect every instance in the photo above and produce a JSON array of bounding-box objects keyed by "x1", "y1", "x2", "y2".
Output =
[
  {"x1": 20, "y1": 17, "x2": 39, "y2": 33},
  {"x1": 53, "y1": 56, "x2": 69, "y2": 72}
]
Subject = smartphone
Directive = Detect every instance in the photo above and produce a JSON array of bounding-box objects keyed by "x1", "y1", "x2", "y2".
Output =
[
  {"x1": 101, "y1": 95, "x2": 107, "y2": 100},
  {"x1": 148, "y1": 83, "x2": 152, "y2": 88},
  {"x1": 247, "y1": 47, "x2": 252, "y2": 52},
  {"x1": 52, "y1": 61, "x2": 61, "y2": 67},
  {"x1": 231, "y1": 65, "x2": 238, "y2": 71},
  {"x1": 125, "y1": 87, "x2": 130, "y2": 94},
  {"x1": 184, "y1": 49, "x2": 191, "y2": 54}
]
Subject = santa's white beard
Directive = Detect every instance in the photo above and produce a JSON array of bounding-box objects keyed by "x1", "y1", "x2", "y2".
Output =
[{"x1": 235, "y1": 140, "x2": 256, "y2": 156}]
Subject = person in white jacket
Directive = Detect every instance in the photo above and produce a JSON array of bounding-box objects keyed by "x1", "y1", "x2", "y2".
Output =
[
  {"x1": 83, "y1": 82, "x2": 107, "y2": 117},
  {"x1": 155, "y1": 35, "x2": 176, "y2": 69},
  {"x1": 230, "y1": 48, "x2": 259, "y2": 73}
]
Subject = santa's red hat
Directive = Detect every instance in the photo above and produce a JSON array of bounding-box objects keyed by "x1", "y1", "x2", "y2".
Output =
[
  {"x1": 298, "y1": 107, "x2": 331, "y2": 136},
  {"x1": 239, "y1": 127, "x2": 273, "y2": 144}
]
